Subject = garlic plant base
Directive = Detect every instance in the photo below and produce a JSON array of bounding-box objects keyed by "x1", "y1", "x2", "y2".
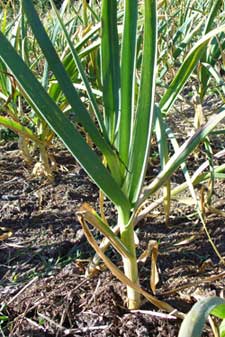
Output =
[{"x1": 127, "y1": 297, "x2": 141, "y2": 310}]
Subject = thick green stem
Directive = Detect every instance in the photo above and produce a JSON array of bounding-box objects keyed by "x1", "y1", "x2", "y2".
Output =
[{"x1": 118, "y1": 208, "x2": 140, "y2": 309}]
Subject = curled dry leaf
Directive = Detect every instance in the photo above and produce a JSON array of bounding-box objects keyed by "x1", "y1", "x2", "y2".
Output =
[
  {"x1": 150, "y1": 241, "x2": 159, "y2": 294},
  {"x1": 138, "y1": 240, "x2": 159, "y2": 294}
]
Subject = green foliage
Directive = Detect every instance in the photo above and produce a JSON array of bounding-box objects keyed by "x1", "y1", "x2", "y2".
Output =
[
  {"x1": 0, "y1": 0, "x2": 102, "y2": 179},
  {"x1": 0, "y1": 303, "x2": 8, "y2": 337},
  {"x1": 178, "y1": 297, "x2": 225, "y2": 337},
  {"x1": 0, "y1": 125, "x2": 18, "y2": 142},
  {"x1": 0, "y1": 0, "x2": 225, "y2": 312}
]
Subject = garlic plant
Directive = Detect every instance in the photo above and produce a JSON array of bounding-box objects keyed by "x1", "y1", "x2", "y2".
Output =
[{"x1": 0, "y1": 0, "x2": 225, "y2": 310}]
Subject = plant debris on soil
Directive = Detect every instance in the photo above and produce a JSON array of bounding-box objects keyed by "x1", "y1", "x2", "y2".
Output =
[{"x1": 1, "y1": 140, "x2": 225, "y2": 337}]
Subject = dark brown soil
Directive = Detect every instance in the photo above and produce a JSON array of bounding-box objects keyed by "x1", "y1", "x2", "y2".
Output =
[{"x1": 1, "y1": 141, "x2": 225, "y2": 337}]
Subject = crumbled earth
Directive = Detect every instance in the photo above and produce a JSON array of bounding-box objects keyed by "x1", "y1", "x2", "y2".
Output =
[{"x1": 0, "y1": 140, "x2": 225, "y2": 337}]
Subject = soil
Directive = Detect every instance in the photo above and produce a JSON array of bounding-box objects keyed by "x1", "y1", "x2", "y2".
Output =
[{"x1": 1, "y1": 136, "x2": 225, "y2": 337}]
